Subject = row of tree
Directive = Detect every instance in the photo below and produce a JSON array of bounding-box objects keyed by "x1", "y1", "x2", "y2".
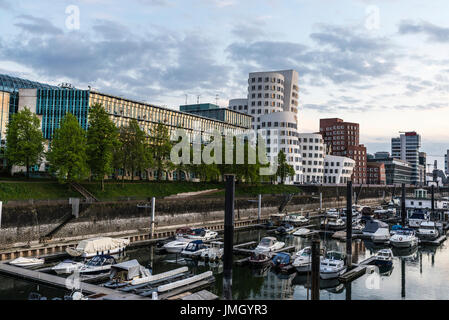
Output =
[{"x1": 5, "y1": 104, "x2": 296, "y2": 189}]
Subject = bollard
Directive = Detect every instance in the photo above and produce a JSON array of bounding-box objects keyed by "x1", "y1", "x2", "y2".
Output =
[
  {"x1": 346, "y1": 181, "x2": 353, "y2": 268},
  {"x1": 401, "y1": 183, "x2": 406, "y2": 226},
  {"x1": 311, "y1": 236, "x2": 320, "y2": 300},
  {"x1": 150, "y1": 197, "x2": 155, "y2": 239},
  {"x1": 223, "y1": 175, "x2": 235, "y2": 300}
]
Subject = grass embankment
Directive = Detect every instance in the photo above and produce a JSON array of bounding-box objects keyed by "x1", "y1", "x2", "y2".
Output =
[
  {"x1": 0, "y1": 181, "x2": 79, "y2": 202},
  {"x1": 0, "y1": 180, "x2": 302, "y2": 202},
  {"x1": 81, "y1": 182, "x2": 223, "y2": 201}
]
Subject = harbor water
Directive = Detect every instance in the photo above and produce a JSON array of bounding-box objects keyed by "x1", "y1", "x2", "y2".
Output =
[{"x1": 0, "y1": 228, "x2": 447, "y2": 300}]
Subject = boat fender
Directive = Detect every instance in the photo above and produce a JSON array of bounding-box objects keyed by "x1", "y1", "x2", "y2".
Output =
[{"x1": 399, "y1": 237, "x2": 402, "y2": 241}]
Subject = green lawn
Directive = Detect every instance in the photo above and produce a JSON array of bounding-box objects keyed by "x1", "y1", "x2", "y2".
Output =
[
  {"x1": 0, "y1": 180, "x2": 302, "y2": 202},
  {"x1": 0, "y1": 181, "x2": 79, "y2": 202},
  {"x1": 81, "y1": 182, "x2": 224, "y2": 201}
]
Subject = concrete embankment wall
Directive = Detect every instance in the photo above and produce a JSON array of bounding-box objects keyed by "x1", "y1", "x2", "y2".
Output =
[{"x1": 0, "y1": 194, "x2": 384, "y2": 249}]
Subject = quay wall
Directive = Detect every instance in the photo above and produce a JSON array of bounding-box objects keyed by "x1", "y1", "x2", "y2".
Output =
[{"x1": 0, "y1": 194, "x2": 384, "y2": 249}]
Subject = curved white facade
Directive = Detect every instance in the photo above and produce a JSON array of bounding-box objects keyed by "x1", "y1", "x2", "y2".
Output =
[
  {"x1": 323, "y1": 155, "x2": 355, "y2": 184},
  {"x1": 298, "y1": 133, "x2": 325, "y2": 184},
  {"x1": 229, "y1": 70, "x2": 302, "y2": 184}
]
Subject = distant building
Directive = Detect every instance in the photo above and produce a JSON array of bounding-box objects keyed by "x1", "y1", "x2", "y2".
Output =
[
  {"x1": 319, "y1": 118, "x2": 367, "y2": 184},
  {"x1": 298, "y1": 133, "x2": 325, "y2": 184},
  {"x1": 367, "y1": 162, "x2": 386, "y2": 185},
  {"x1": 391, "y1": 131, "x2": 422, "y2": 185},
  {"x1": 369, "y1": 157, "x2": 413, "y2": 185},
  {"x1": 375, "y1": 151, "x2": 390, "y2": 159},
  {"x1": 445, "y1": 150, "x2": 449, "y2": 175}
]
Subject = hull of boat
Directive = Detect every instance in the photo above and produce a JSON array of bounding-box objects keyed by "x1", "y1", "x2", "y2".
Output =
[
  {"x1": 320, "y1": 267, "x2": 346, "y2": 280},
  {"x1": 373, "y1": 259, "x2": 393, "y2": 268},
  {"x1": 295, "y1": 264, "x2": 311, "y2": 273},
  {"x1": 390, "y1": 239, "x2": 418, "y2": 248},
  {"x1": 52, "y1": 264, "x2": 83, "y2": 275},
  {"x1": 73, "y1": 247, "x2": 126, "y2": 259}
]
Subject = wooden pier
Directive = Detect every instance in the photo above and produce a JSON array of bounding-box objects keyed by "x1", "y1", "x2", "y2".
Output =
[
  {"x1": 419, "y1": 235, "x2": 447, "y2": 246},
  {"x1": 339, "y1": 256, "x2": 376, "y2": 283}
]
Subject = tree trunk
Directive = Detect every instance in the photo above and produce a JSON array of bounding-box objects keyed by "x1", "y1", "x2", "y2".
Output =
[
  {"x1": 26, "y1": 158, "x2": 30, "y2": 180},
  {"x1": 101, "y1": 178, "x2": 105, "y2": 192}
]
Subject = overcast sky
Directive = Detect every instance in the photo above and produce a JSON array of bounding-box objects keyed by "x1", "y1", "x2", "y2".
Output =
[{"x1": 0, "y1": 0, "x2": 448, "y2": 167}]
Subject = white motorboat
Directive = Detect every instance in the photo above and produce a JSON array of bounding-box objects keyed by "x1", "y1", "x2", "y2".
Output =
[
  {"x1": 371, "y1": 227, "x2": 391, "y2": 243},
  {"x1": 341, "y1": 208, "x2": 361, "y2": 223},
  {"x1": 79, "y1": 255, "x2": 117, "y2": 275},
  {"x1": 362, "y1": 219, "x2": 389, "y2": 236},
  {"x1": 408, "y1": 211, "x2": 430, "y2": 228},
  {"x1": 9, "y1": 257, "x2": 45, "y2": 268},
  {"x1": 254, "y1": 237, "x2": 285, "y2": 254},
  {"x1": 352, "y1": 223, "x2": 364, "y2": 234},
  {"x1": 283, "y1": 214, "x2": 309, "y2": 226},
  {"x1": 373, "y1": 249, "x2": 393, "y2": 268},
  {"x1": 292, "y1": 247, "x2": 312, "y2": 273},
  {"x1": 389, "y1": 229, "x2": 418, "y2": 248},
  {"x1": 200, "y1": 241, "x2": 224, "y2": 261},
  {"x1": 181, "y1": 240, "x2": 208, "y2": 258},
  {"x1": 186, "y1": 228, "x2": 218, "y2": 241},
  {"x1": 416, "y1": 221, "x2": 440, "y2": 241},
  {"x1": 51, "y1": 259, "x2": 85, "y2": 275},
  {"x1": 162, "y1": 237, "x2": 192, "y2": 254},
  {"x1": 66, "y1": 237, "x2": 129, "y2": 258},
  {"x1": 321, "y1": 216, "x2": 346, "y2": 231},
  {"x1": 293, "y1": 228, "x2": 314, "y2": 237},
  {"x1": 326, "y1": 208, "x2": 340, "y2": 218},
  {"x1": 320, "y1": 251, "x2": 347, "y2": 280}
]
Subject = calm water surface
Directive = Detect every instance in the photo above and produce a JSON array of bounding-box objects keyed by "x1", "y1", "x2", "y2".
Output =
[{"x1": 0, "y1": 228, "x2": 447, "y2": 300}]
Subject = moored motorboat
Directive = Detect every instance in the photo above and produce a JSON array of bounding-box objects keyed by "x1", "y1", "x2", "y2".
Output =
[
  {"x1": 66, "y1": 237, "x2": 129, "y2": 258},
  {"x1": 186, "y1": 228, "x2": 218, "y2": 241},
  {"x1": 275, "y1": 223, "x2": 295, "y2": 235},
  {"x1": 373, "y1": 249, "x2": 393, "y2": 268},
  {"x1": 270, "y1": 252, "x2": 292, "y2": 272},
  {"x1": 292, "y1": 247, "x2": 312, "y2": 273},
  {"x1": 79, "y1": 255, "x2": 117, "y2": 275},
  {"x1": 9, "y1": 257, "x2": 45, "y2": 268},
  {"x1": 162, "y1": 237, "x2": 192, "y2": 254},
  {"x1": 416, "y1": 221, "x2": 440, "y2": 241},
  {"x1": 200, "y1": 241, "x2": 224, "y2": 261},
  {"x1": 51, "y1": 259, "x2": 85, "y2": 275},
  {"x1": 362, "y1": 219, "x2": 389, "y2": 236},
  {"x1": 254, "y1": 237, "x2": 285, "y2": 254},
  {"x1": 321, "y1": 216, "x2": 346, "y2": 231},
  {"x1": 180, "y1": 240, "x2": 208, "y2": 259},
  {"x1": 371, "y1": 227, "x2": 391, "y2": 244},
  {"x1": 293, "y1": 228, "x2": 314, "y2": 237},
  {"x1": 248, "y1": 252, "x2": 272, "y2": 268},
  {"x1": 103, "y1": 260, "x2": 152, "y2": 289},
  {"x1": 389, "y1": 228, "x2": 418, "y2": 248},
  {"x1": 408, "y1": 211, "x2": 430, "y2": 228},
  {"x1": 320, "y1": 251, "x2": 347, "y2": 280},
  {"x1": 283, "y1": 214, "x2": 309, "y2": 226}
]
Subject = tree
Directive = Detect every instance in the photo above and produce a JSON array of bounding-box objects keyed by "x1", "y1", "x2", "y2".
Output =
[
  {"x1": 47, "y1": 113, "x2": 89, "y2": 184},
  {"x1": 5, "y1": 107, "x2": 45, "y2": 179},
  {"x1": 150, "y1": 122, "x2": 173, "y2": 181},
  {"x1": 86, "y1": 103, "x2": 119, "y2": 191},
  {"x1": 276, "y1": 150, "x2": 295, "y2": 184},
  {"x1": 114, "y1": 120, "x2": 150, "y2": 185}
]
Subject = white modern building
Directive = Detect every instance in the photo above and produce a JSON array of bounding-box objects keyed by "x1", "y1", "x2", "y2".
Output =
[
  {"x1": 392, "y1": 131, "x2": 422, "y2": 185},
  {"x1": 229, "y1": 70, "x2": 302, "y2": 184},
  {"x1": 323, "y1": 155, "x2": 355, "y2": 184},
  {"x1": 298, "y1": 133, "x2": 325, "y2": 184}
]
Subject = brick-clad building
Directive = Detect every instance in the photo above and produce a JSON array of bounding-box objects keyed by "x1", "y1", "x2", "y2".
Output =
[
  {"x1": 319, "y1": 118, "x2": 367, "y2": 184},
  {"x1": 367, "y1": 162, "x2": 386, "y2": 185}
]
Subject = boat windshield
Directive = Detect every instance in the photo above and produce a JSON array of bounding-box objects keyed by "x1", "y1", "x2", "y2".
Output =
[
  {"x1": 259, "y1": 238, "x2": 273, "y2": 246},
  {"x1": 86, "y1": 256, "x2": 104, "y2": 267},
  {"x1": 326, "y1": 252, "x2": 344, "y2": 260}
]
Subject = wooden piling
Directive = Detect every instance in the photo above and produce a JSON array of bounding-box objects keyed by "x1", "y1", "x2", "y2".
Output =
[
  {"x1": 311, "y1": 236, "x2": 320, "y2": 300},
  {"x1": 223, "y1": 175, "x2": 235, "y2": 300}
]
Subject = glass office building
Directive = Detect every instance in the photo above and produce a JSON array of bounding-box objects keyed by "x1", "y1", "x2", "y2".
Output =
[{"x1": 0, "y1": 74, "x2": 252, "y2": 176}]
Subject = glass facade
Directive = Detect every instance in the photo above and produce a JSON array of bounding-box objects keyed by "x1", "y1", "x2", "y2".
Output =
[
  {"x1": 180, "y1": 105, "x2": 252, "y2": 129},
  {"x1": 36, "y1": 89, "x2": 90, "y2": 139}
]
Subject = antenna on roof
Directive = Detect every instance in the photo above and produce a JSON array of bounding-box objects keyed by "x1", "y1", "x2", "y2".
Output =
[
  {"x1": 215, "y1": 94, "x2": 219, "y2": 106},
  {"x1": 185, "y1": 94, "x2": 188, "y2": 105},
  {"x1": 197, "y1": 95, "x2": 201, "y2": 104}
]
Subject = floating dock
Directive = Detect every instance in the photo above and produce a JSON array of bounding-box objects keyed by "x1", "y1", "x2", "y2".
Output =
[
  {"x1": 338, "y1": 256, "x2": 376, "y2": 283},
  {"x1": 419, "y1": 235, "x2": 447, "y2": 246}
]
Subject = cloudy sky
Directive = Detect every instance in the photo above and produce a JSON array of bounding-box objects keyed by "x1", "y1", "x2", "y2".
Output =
[{"x1": 0, "y1": 0, "x2": 448, "y2": 167}]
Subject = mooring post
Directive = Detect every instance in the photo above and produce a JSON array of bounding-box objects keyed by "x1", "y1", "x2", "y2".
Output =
[
  {"x1": 401, "y1": 183, "x2": 406, "y2": 227},
  {"x1": 150, "y1": 197, "x2": 156, "y2": 239},
  {"x1": 258, "y1": 194, "x2": 262, "y2": 223},
  {"x1": 319, "y1": 192, "x2": 323, "y2": 211},
  {"x1": 223, "y1": 174, "x2": 235, "y2": 300},
  {"x1": 431, "y1": 185, "x2": 435, "y2": 221},
  {"x1": 311, "y1": 235, "x2": 320, "y2": 300},
  {"x1": 346, "y1": 181, "x2": 353, "y2": 268},
  {"x1": 401, "y1": 259, "x2": 406, "y2": 298}
]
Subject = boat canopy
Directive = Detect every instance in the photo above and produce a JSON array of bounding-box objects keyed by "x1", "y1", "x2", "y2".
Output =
[
  {"x1": 110, "y1": 260, "x2": 148, "y2": 280},
  {"x1": 363, "y1": 220, "x2": 388, "y2": 233},
  {"x1": 410, "y1": 212, "x2": 428, "y2": 219},
  {"x1": 391, "y1": 225, "x2": 403, "y2": 231},
  {"x1": 272, "y1": 252, "x2": 290, "y2": 264},
  {"x1": 75, "y1": 237, "x2": 129, "y2": 255}
]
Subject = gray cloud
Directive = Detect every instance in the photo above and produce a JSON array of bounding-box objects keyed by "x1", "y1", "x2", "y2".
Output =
[
  {"x1": 0, "y1": 17, "x2": 230, "y2": 104},
  {"x1": 399, "y1": 20, "x2": 449, "y2": 42},
  {"x1": 14, "y1": 15, "x2": 63, "y2": 35}
]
